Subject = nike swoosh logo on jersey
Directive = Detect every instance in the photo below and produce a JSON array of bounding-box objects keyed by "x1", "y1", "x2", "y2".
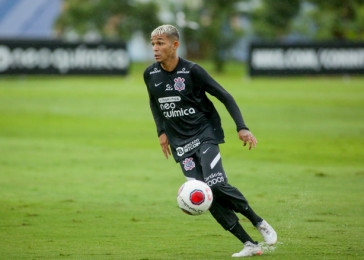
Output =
[
  {"x1": 202, "y1": 147, "x2": 210, "y2": 154},
  {"x1": 155, "y1": 82, "x2": 163, "y2": 87}
]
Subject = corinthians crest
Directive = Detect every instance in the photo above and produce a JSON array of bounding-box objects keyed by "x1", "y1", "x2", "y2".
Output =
[
  {"x1": 174, "y1": 77, "x2": 185, "y2": 91},
  {"x1": 183, "y1": 158, "x2": 195, "y2": 171}
]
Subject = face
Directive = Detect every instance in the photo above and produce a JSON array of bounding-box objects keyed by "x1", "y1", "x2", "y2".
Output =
[{"x1": 151, "y1": 34, "x2": 178, "y2": 63}]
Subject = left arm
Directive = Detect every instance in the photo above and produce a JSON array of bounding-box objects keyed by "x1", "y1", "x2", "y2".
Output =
[
  {"x1": 191, "y1": 64, "x2": 257, "y2": 149},
  {"x1": 238, "y1": 129, "x2": 257, "y2": 150}
]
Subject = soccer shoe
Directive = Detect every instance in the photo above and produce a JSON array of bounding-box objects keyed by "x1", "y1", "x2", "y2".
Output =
[
  {"x1": 256, "y1": 220, "x2": 277, "y2": 245},
  {"x1": 232, "y1": 241, "x2": 262, "y2": 257}
]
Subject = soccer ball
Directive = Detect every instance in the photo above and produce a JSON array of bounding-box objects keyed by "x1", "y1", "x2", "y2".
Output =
[{"x1": 177, "y1": 180, "x2": 213, "y2": 215}]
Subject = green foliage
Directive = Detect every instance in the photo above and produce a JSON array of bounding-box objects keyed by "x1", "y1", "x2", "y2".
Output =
[
  {"x1": 201, "y1": 0, "x2": 245, "y2": 72},
  {"x1": 306, "y1": 0, "x2": 364, "y2": 40},
  {"x1": 0, "y1": 63, "x2": 364, "y2": 259},
  {"x1": 183, "y1": 0, "x2": 246, "y2": 72},
  {"x1": 252, "y1": 0, "x2": 300, "y2": 39},
  {"x1": 253, "y1": 0, "x2": 300, "y2": 39},
  {"x1": 55, "y1": 0, "x2": 160, "y2": 40},
  {"x1": 252, "y1": 0, "x2": 364, "y2": 41}
]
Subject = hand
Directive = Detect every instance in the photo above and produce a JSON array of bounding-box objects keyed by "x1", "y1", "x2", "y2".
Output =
[
  {"x1": 159, "y1": 133, "x2": 171, "y2": 159},
  {"x1": 238, "y1": 129, "x2": 257, "y2": 150}
]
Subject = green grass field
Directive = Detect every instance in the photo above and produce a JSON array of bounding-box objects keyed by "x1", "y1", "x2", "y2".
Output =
[{"x1": 0, "y1": 62, "x2": 363, "y2": 259}]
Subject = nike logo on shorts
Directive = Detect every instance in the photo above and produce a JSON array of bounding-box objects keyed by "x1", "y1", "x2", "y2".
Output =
[
  {"x1": 202, "y1": 147, "x2": 210, "y2": 154},
  {"x1": 155, "y1": 82, "x2": 163, "y2": 87}
]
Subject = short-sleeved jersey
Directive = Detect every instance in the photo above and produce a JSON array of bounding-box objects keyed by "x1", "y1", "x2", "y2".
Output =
[{"x1": 144, "y1": 58, "x2": 248, "y2": 162}]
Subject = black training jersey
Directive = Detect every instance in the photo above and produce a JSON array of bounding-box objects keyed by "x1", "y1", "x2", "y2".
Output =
[{"x1": 144, "y1": 58, "x2": 248, "y2": 162}]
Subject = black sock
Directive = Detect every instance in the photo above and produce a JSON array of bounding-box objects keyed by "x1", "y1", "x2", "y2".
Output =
[
  {"x1": 240, "y1": 205, "x2": 263, "y2": 226},
  {"x1": 229, "y1": 222, "x2": 257, "y2": 244}
]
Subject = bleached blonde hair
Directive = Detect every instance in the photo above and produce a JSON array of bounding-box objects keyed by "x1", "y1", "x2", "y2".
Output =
[{"x1": 151, "y1": 25, "x2": 179, "y2": 40}]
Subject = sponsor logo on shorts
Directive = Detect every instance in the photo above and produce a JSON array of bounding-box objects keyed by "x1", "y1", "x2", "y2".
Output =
[
  {"x1": 176, "y1": 139, "x2": 201, "y2": 157},
  {"x1": 183, "y1": 158, "x2": 195, "y2": 171},
  {"x1": 204, "y1": 172, "x2": 225, "y2": 187}
]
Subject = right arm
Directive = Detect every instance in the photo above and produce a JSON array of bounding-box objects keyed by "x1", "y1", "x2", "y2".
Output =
[
  {"x1": 144, "y1": 70, "x2": 165, "y2": 137},
  {"x1": 149, "y1": 94, "x2": 171, "y2": 159},
  {"x1": 144, "y1": 70, "x2": 171, "y2": 159}
]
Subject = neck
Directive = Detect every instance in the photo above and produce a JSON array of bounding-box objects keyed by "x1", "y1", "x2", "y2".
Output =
[{"x1": 160, "y1": 56, "x2": 179, "y2": 72}]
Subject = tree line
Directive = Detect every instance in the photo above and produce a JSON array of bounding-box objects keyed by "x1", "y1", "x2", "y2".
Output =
[{"x1": 55, "y1": 0, "x2": 364, "y2": 72}]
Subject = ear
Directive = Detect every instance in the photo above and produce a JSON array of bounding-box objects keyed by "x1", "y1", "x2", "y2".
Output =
[{"x1": 173, "y1": 40, "x2": 179, "y2": 50}]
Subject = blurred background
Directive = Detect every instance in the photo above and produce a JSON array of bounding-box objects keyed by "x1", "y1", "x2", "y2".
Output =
[
  {"x1": 0, "y1": 1, "x2": 363, "y2": 259},
  {"x1": 0, "y1": 0, "x2": 363, "y2": 73}
]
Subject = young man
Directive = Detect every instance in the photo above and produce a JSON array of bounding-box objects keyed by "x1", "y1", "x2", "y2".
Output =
[{"x1": 143, "y1": 25, "x2": 277, "y2": 257}]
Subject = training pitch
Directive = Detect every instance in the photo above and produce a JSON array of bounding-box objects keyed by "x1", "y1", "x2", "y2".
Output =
[{"x1": 0, "y1": 63, "x2": 363, "y2": 259}]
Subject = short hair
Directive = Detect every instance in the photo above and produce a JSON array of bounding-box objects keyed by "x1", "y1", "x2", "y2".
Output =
[{"x1": 151, "y1": 25, "x2": 179, "y2": 41}]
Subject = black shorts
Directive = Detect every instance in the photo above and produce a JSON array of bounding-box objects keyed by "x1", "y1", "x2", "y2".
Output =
[
  {"x1": 179, "y1": 143, "x2": 228, "y2": 187},
  {"x1": 179, "y1": 142, "x2": 251, "y2": 230}
]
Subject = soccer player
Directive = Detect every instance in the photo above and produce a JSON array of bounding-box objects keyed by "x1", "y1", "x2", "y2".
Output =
[{"x1": 143, "y1": 24, "x2": 277, "y2": 257}]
